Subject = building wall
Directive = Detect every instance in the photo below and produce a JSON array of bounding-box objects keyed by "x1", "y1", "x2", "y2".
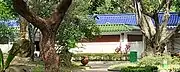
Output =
[
  {"x1": 0, "y1": 44, "x2": 12, "y2": 53},
  {"x1": 70, "y1": 34, "x2": 144, "y2": 58},
  {"x1": 70, "y1": 41, "x2": 144, "y2": 58}
]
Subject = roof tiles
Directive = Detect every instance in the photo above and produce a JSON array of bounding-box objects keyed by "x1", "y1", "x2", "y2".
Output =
[
  {"x1": 0, "y1": 20, "x2": 19, "y2": 27},
  {"x1": 96, "y1": 12, "x2": 180, "y2": 26}
]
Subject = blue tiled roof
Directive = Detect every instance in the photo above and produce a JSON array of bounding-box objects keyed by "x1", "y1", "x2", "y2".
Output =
[
  {"x1": 95, "y1": 12, "x2": 180, "y2": 26},
  {"x1": 0, "y1": 20, "x2": 19, "y2": 27}
]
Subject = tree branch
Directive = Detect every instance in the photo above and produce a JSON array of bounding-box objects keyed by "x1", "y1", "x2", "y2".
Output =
[
  {"x1": 49, "y1": 0, "x2": 72, "y2": 27},
  {"x1": 158, "y1": 0, "x2": 171, "y2": 43},
  {"x1": 12, "y1": 0, "x2": 46, "y2": 30}
]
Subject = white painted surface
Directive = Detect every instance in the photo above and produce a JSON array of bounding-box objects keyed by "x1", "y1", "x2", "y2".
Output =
[
  {"x1": 0, "y1": 44, "x2": 13, "y2": 53},
  {"x1": 0, "y1": 41, "x2": 144, "y2": 58},
  {"x1": 69, "y1": 41, "x2": 144, "y2": 58}
]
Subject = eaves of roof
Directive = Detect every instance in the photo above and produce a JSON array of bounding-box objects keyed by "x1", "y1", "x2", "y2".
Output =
[{"x1": 98, "y1": 24, "x2": 139, "y2": 33}]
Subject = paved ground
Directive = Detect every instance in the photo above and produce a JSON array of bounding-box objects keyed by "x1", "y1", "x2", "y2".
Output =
[{"x1": 73, "y1": 61, "x2": 128, "y2": 72}]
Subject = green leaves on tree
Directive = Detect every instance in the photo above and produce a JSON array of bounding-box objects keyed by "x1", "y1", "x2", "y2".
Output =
[{"x1": 0, "y1": 1, "x2": 15, "y2": 20}]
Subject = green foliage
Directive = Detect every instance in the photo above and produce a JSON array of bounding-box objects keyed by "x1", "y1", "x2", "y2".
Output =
[
  {"x1": 28, "y1": 0, "x2": 100, "y2": 50},
  {"x1": 0, "y1": 24, "x2": 18, "y2": 44},
  {"x1": 138, "y1": 55, "x2": 173, "y2": 66},
  {"x1": 0, "y1": 0, "x2": 18, "y2": 44},
  {"x1": 138, "y1": 55, "x2": 180, "y2": 70},
  {"x1": 109, "y1": 55, "x2": 180, "y2": 71},
  {"x1": 29, "y1": 0, "x2": 58, "y2": 18},
  {"x1": 173, "y1": 0, "x2": 180, "y2": 12},
  {"x1": 0, "y1": 48, "x2": 16, "y2": 72},
  {"x1": 72, "y1": 53, "x2": 126, "y2": 61},
  {"x1": 89, "y1": 0, "x2": 133, "y2": 14},
  {"x1": 95, "y1": 0, "x2": 133, "y2": 14},
  {"x1": 120, "y1": 66, "x2": 158, "y2": 72},
  {"x1": 141, "y1": 0, "x2": 160, "y2": 13},
  {"x1": 171, "y1": 57, "x2": 180, "y2": 65},
  {"x1": 88, "y1": 0, "x2": 178, "y2": 14},
  {"x1": 88, "y1": 0, "x2": 105, "y2": 14},
  {"x1": 0, "y1": 0, "x2": 16, "y2": 20},
  {"x1": 56, "y1": 0, "x2": 100, "y2": 50}
]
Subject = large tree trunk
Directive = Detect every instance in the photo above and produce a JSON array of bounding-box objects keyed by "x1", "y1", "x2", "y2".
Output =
[
  {"x1": 40, "y1": 30, "x2": 59, "y2": 72},
  {"x1": 133, "y1": 0, "x2": 175, "y2": 55},
  {"x1": 13, "y1": 0, "x2": 72, "y2": 72},
  {"x1": 145, "y1": 38, "x2": 166, "y2": 55}
]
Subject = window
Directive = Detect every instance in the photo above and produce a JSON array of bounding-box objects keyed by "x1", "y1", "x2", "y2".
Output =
[{"x1": 128, "y1": 35, "x2": 142, "y2": 42}]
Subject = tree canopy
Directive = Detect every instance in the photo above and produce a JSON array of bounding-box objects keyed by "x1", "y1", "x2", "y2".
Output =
[
  {"x1": 56, "y1": 0, "x2": 99, "y2": 50},
  {"x1": 0, "y1": 1, "x2": 15, "y2": 19}
]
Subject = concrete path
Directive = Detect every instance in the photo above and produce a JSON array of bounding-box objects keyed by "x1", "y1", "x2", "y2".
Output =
[{"x1": 73, "y1": 61, "x2": 128, "y2": 72}]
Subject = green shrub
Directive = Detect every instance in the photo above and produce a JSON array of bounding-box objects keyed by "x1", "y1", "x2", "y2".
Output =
[
  {"x1": 138, "y1": 55, "x2": 173, "y2": 66},
  {"x1": 108, "y1": 54, "x2": 180, "y2": 71},
  {"x1": 138, "y1": 54, "x2": 180, "y2": 71},
  {"x1": 121, "y1": 66, "x2": 158, "y2": 72},
  {"x1": 72, "y1": 53, "x2": 127, "y2": 61},
  {"x1": 171, "y1": 57, "x2": 180, "y2": 65}
]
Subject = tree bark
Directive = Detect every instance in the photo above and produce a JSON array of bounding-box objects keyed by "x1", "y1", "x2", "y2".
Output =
[
  {"x1": 133, "y1": 0, "x2": 174, "y2": 55},
  {"x1": 13, "y1": 0, "x2": 72, "y2": 72},
  {"x1": 145, "y1": 38, "x2": 166, "y2": 55},
  {"x1": 40, "y1": 30, "x2": 60, "y2": 72}
]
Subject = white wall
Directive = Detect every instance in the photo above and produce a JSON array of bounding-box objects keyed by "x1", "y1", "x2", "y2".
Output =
[
  {"x1": 69, "y1": 41, "x2": 144, "y2": 58},
  {"x1": 0, "y1": 44, "x2": 13, "y2": 53}
]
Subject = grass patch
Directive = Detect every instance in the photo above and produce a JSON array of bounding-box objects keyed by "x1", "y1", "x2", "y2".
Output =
[{"x1": 108, "y1": 62, "x2": 137, "y2": 70}]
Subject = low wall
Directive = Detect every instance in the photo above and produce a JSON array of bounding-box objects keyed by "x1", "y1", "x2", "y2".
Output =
[{"x1": 69, "y1": 42, "x2": 144, "y2": 58}]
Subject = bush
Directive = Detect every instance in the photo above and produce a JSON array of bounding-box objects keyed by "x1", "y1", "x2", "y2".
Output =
[
  {"x1": 121, "y1": 66, "x2": 158, "y2": 72},
  {"x1": 138, "y1": 55, "x2": 173, "y2": 66},
  {"x1": 138, "y1": 54, "x2": 180, "y2": 71},
  {"x1": 108, "y1": 54, "x2": 180, "y2": 71},
  {"x1": 72, "y1": 53, "x2": 127, "y2": 61}
]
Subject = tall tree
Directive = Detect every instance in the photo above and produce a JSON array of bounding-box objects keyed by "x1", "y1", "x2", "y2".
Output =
[
  {"x1": 12, "y1": 0, "x2": 72, "y2": 72},
  {"x1": 133, "y1": 0, "x2": 180, "y2": 54}
]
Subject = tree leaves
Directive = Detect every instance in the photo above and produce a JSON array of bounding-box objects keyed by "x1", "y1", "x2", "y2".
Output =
[
  {"x1": 56, "y1": 0, "x2": 100, "y2": 49},
  {"x1": 0, "y1": 1, "x2": 15, "y2": 20},
  {"x1": 0, "y1": 24, "x2": 18, "y2": 43},
  {"x1": 89, "y1": 0, "x2": 133, "y2": 14},
  {"x1": 28, "y1": 0, "x2": 58, "y2": 18}
]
